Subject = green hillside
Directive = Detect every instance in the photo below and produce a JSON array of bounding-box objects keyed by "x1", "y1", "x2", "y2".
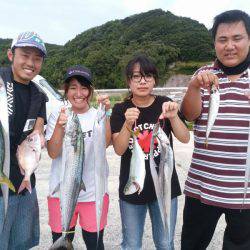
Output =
[
  {"x1": 0, "y1": 39, "x2": 62, "y2": 65},
  {"x1": 0, "y1": 9, "x2": 214, "y2": 88}
]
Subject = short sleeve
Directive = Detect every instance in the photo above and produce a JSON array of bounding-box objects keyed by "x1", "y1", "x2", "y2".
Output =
[
  {"x1": 45, "y1": 109, "x2": 60, "y2": 141},
  {"x1": 110, "y1": 103, "x2": 126, "y2": 134},
  {"x1": 37, "y1": 93, "x2": 47, "y2": 124}
]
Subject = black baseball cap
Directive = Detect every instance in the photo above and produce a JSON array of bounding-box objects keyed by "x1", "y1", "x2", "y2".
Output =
[{"x1": 65, "y1": 65, "x2": 92, "y2": 85}]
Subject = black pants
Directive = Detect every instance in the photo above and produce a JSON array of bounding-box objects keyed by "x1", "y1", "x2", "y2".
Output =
[
  {"x1": 52, "y1": 227, "x2": 104, "y2": 250},
  {"x1": 181, "y1": 196, "x2": 250, "y2": 250}
]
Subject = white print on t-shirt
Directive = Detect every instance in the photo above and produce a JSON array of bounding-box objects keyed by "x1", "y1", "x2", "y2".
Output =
[
  {"x1": 128, "y1": 122, "x2": 161, "y2": 160},
  {"x1": 135, "y1": 123, "x2": 155, "y2": 131}
]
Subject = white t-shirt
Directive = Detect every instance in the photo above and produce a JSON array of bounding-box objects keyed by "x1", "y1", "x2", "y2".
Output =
[{"x1": 45, "y1": 107, "x2": 109, "y2": 202}]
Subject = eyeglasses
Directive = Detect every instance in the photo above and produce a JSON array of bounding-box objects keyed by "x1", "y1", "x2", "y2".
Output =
[{"x1": 130, "y1": 73, "x2": 154, "y2": 83}]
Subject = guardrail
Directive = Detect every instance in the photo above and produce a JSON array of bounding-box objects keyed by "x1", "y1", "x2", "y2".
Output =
[
  {"x1": 96, "y1": 87, "x2": 187, "y2": 103},
  {"x1": 59, "y1": 87, "x2": 187, "y2": 103}
]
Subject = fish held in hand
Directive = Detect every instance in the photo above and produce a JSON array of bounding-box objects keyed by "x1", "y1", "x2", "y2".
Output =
[
  {"x1": 93, "y1": 104, "x2": 108, "y2": 238},
  {"x1": 150, "y1": 123, "x2": 174, "y2": 235},
  {"x1": 205, "y1": 84, "x2": 220, "y2": 146},
  {"x1": 124, "y1": 130, "x2": 146, "y2": 195},
  {"x1": 16, "y1": 132, "x2": 41, "y2": 193},
  {"x1": 0, "y1": 121, "x2": 15, "y2": 193},
  {"x1": 49, "y1": 111, "x2": 85, "y2": 250}
]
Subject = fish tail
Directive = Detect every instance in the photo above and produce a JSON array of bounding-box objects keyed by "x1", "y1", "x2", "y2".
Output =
[
  {"x1": 18, "y1": 179, "x2": 32, "y2": 194},
  {"x1": 0, "y1": 174, "x2": 16, "y2": 192},
  {"x1": 204, "y1": 139, "x2": 208, "y2": 148},
  {"x1": 49, "y1": 235, "x2": 73, "y2": 250}
]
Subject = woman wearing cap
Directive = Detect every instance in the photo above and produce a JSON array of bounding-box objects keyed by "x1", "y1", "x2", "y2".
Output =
[
  {"x1": 45, "y1": 65, "x2": 111, "y2": 249},
  {"x1": 110, "y1": 55, "x2": 190, "y2": 250}
]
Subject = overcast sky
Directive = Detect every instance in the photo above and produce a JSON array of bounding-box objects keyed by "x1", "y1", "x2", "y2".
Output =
[{"x1": 0, "y1": 0, "x2": 249, "y2": 45}]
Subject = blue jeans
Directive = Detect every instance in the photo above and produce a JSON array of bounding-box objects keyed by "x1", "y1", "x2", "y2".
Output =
[
  {"x1": 119, "y1": 198, "x2": 178, "y2": 250},
  {"x1": 0, "y1": 189, "x2": 40, "y2": 250}
]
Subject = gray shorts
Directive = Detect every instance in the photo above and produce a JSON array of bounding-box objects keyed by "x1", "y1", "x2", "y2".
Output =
[{"x1": 0, "y1": 188, "x2": 40, "y2": 250}]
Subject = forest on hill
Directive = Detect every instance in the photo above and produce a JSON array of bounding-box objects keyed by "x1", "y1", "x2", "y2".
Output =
[{"x1": 0, "y1": 9, "x2": 214, "y2": 88}]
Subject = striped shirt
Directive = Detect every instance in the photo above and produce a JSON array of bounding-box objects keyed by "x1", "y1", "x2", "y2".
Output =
[{"x1": 184, "y1": 63, "x2": 250, "y2": 209}]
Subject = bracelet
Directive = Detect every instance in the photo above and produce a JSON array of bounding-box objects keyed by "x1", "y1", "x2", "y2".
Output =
[{"x1": 105, "y1": 109, "x2": 112, "y2": 117}]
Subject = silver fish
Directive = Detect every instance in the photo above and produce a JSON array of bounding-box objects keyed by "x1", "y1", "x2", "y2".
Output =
[
  {"x1": 124, "y1": 131, "x2": 146, "y2": 195},
  {"x1": 205, "y1": 84, "x2": 220, "y2": 146},
  {"x1": 0, "y1": 78, "x2": 15, "y2": 233},
  {"x1": 93, "y1": 104, "x2": 109, "y2": 237},
  {"x1": 0, "y1": 121, "x2": 16, "y2": 218},
  {"x1": 49, "y1": 111, "x2": 85, "y2": 250},
  {"x1": 149, "y1": 123, "x2": 173, "y2": 236},
  {"x1": 16, "y1": 132, "x2": 41, "y2": 193}
]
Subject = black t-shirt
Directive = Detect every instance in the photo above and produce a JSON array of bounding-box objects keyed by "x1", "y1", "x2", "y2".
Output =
[
  {"x1": 1, "y1": 79, "x2": 46, "y2": 196},
  {"x1": 110, "y1": 95, "x2": 183, "y2": 205}
]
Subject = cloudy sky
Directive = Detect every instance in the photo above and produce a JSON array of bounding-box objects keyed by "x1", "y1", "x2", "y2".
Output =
[{"x1": 0, "y1": 0, "x2": 249, "y2": 45}]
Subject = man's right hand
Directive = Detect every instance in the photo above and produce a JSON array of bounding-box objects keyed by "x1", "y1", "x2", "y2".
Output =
[{"x1": 190, "y1": 71, "x2": 219, "y2": 91}]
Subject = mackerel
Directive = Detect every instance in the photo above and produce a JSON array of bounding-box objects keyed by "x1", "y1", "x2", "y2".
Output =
[
  {"x1": 124, "y1": 130, "x2": 146, "y2": 195},
  {"x1": 93, "y1": 104, "x2": 108, "y2": 237},
  {"x1": 149, "y1": 123, "x2": 173, "y2": 236},
  {"x1": 49, "y1": 110, "x2": 85, "y2": 250},
  {"x1": 205, "y1": 83, "x2": 220, "y2": 146},
  {"x1": 0, "y1": 78, "x2": 15, "y2": 233}
]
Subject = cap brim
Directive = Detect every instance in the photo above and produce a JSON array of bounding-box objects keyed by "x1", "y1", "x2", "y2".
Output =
[
  {"x1": 12, "y1": 44, "x2": 46, "y2": 57},
  {"x1": 65, "y1": 75, "x2": 92, "y2": 85}
]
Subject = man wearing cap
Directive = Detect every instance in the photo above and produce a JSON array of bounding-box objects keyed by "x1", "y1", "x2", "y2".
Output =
[{"x1": 0, "y1": 31, "x2": 47, "y2": 249}]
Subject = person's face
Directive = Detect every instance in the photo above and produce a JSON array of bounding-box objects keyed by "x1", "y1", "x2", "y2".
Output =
[
  {"x1": 129, "y1": 63, "x2": 155, "y2": 98},
  {"x1": 7, "y1": 47, "x2": 43, "y2": 84},
  {"x1": 66, "y1": 78, "x2": 90, "y2": 113},
  {"x1": 214, "y1": 21, "x2": 250, "y2": 68}
]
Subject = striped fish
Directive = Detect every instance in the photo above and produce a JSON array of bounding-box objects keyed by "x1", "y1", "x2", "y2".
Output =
[
  {"x1": 49, "y1": 110, "x2": 85, "y2": 250},
  {"x1": 0, "y1": 78, "x2": 15, "y2": 233}
]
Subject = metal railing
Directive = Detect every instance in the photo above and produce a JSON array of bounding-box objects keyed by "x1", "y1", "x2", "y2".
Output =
[
  {"x1": 59, "y1": 87, "x2": 187, "y2": 103},
  {"x1": 95, "y1": 87, "x2": 187, "y2": 103}
]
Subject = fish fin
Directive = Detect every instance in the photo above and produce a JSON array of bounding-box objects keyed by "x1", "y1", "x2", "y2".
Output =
[
  {"x1": 35, "y1": 150, "x2": 41, "y2": 163},
  {"x1": 80, "y1": 181, "x2": 86, "y2": 192},
  {"x1": 18, "y1": 179, "x2": 32, "y2": 194},
  {"x1": 0, "y1": 174, "x2": 16, "y2": 192},
  {"x1": 51, "y1": 183, "x2": 60, "y2": 195},
  {"x1": 49, "y1": 235, "x2": 73, "y2": 250}
]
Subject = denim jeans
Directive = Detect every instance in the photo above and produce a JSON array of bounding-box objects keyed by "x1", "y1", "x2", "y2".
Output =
[
  {"x1": 0, "y1": 189, "x2": 40, "y2": 250},
  {"x1": 119, "y1": 197, "x2": 178, "y2": 250}
]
